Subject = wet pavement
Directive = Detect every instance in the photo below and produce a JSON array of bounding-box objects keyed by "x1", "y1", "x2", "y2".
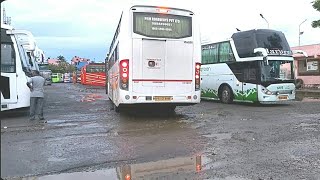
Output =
[{"x1": 1, "y1": 83, "x2": 320, "y2": 180}]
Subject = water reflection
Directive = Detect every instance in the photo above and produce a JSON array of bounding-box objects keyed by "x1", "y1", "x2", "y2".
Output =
[{"x1": 20, "y1": 155, "x2": 204, "y2": 180}]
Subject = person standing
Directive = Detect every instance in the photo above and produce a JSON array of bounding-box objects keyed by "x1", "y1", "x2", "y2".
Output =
[{"x1": 26, "y1": 70, "x2": 46, "y2": 121}]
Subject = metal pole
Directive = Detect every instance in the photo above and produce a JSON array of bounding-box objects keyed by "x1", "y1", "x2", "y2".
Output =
[
  {"x1": 260, "y1": 14, "x2": 269, "y2": 29},
  {"x1": 299, "y1": 19, "x2": 307, "y2": 46}
]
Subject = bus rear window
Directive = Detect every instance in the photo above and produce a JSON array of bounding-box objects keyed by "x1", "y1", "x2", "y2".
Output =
[
  {"x1": 133, "y1": 12, "x2": 192, "y2": 39},
  {"x1": 86, "y1": 66, "x2": 105, "y2": 73}
]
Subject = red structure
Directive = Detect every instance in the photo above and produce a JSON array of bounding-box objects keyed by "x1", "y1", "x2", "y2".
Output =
[{"x1": 81, "y1": 63, "x2": 106, "y2": 86}]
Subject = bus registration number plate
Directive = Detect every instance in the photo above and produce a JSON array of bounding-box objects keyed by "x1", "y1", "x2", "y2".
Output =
[
  {"x1": 154, "y1": 96, "x2": 172, "y2": 101},
  {"x1": 278, "y1": 95, "x2": 288, "y2": 100}
]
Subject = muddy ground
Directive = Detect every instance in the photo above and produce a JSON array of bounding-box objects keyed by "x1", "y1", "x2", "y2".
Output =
[{"x1": 1, "y1": 83, "x2": 319, "y2": 180}]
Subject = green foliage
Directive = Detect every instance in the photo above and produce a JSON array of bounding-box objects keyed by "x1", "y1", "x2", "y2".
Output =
[
  {"x1": 57, "y1": 55, "x2": 66, "y2": 62},
  {"x1": 48, "y1": 62, "x2": 75, "y2": 73},
  {"x1": 312, "y1": 0, "x2": 320, "y2": 28},
  {"x1": 312, "y1": 20, "x2": 320, "y2": 28},
  {"x1": 313, "y1": 0, "x2": 320, "y2": 11}
]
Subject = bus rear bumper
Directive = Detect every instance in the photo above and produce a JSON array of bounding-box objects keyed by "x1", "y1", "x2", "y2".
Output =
[{"x1": 118, "y1": 93, "x2": 201, "y2": 106}]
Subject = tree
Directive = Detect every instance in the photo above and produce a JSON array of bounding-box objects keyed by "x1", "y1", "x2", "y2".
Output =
[
  {"x1": 312, "y1": 0, "x2": 320, "y2": 28},
  {"x1": 57, "y1": 55, "x2": 66, "y2": 62},
  {"x1": 49, "y1": 62, "x2": 75, "y2": 73}
]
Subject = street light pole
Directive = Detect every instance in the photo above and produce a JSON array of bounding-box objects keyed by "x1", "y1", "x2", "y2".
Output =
[
  {"x1": 260, "y1": 14, "x2": 269, "y2": 29},
  {"x1": 299, "y1": 19, "x2": 307, "y2": 46}
]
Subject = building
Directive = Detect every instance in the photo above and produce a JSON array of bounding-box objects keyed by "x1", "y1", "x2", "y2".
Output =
[
  {"x1": 291, "y1": 44, "x2": 320, "y2": 88},
  {"x1": 71, "y1": 56, "x2": 90, "y2": 65},
  {"x1": 47, "y1": 58, "x2": 61, "y2": 65}
]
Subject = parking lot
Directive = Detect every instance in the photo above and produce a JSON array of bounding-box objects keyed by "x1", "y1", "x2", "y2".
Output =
[{"x1": 1, "y1": 83, "x2": 320, "y2": 180}]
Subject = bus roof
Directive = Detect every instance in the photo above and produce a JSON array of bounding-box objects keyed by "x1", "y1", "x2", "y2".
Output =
[
  {"x1": 125, "y1": 0, "x2": 195, "y2": 14},
  {"x1": 231, "y1": 29, "x2": 285, "y2": 39}
]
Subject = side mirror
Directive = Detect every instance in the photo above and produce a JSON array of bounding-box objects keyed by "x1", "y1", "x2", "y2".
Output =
[{"x1": 254, "y1": 48, "x2": 269, "y2": 65}]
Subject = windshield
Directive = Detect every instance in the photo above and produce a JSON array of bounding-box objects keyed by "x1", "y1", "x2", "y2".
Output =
[
  {"x1": 260, "y1": 60, "x2": 294, "y2": 82},
  {"x1": 232, "y1": 29, "x2": 292, "y2": 58},
  {"x1": 39, "y1": 64, "x2": 49, "y2": 71},
  {"x1": 133, "y1": 12, "x2": 192, "y2": 39}
]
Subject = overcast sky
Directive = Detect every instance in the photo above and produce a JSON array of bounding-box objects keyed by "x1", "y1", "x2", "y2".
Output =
[{"x1": 1, "y1": 0, "x2": 320, "y2": 62}]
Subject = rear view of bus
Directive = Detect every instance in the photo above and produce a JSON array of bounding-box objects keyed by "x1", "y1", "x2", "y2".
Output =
[
  {"x1": 107, "y1": 4, "x2": 201, "y2": 111},
  {"x1": 81, "y1": 63, "x2": 106, "y2": 86}
]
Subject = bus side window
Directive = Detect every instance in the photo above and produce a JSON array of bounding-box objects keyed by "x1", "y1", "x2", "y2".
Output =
[
  {"x1": 228, "y1": 62, "x2": 244, "y2": 82},
  {"x1": 219, "y1": 42, "x2": 235, "y2": 63},
  {"x1": 27, "y1": 52, "x2": 33, "y2": 66}
]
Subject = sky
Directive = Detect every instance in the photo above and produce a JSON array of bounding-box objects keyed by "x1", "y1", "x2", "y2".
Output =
[{"x1": 1, "y1": 0, "x2": 320, "y2": 62}]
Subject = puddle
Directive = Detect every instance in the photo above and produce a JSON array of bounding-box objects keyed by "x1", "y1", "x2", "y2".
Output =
[
  {"x1": 17, "y1": 155, "x2": 207, "y2": 180},
  {"x1": 19, "y1": 169, "x2": 117, "y2": 180},
  {"x1": 47, "y1": 157, "x2": 67, "y2": 162},
  {"x1": 80, "y1": 94, "x2": 103, "y2": 102}
]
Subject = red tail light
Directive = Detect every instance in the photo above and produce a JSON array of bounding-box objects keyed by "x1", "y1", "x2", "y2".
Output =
[
  {"x1": 195, "y1": 62, "x2": 201, "y2": 91},
  {"x1": 120, "y1": 59, "x2": 129, "y2": 90}
]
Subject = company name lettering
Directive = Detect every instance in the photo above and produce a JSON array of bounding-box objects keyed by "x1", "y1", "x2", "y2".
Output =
[{"x1": 266, "y1": 49, "x2": 292, "y2": 56}]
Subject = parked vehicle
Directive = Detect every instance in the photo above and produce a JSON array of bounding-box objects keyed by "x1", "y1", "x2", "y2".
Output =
[
  {"x1": 201, "y1": 29, "x2": 307, "y2": 104},
  {"x1": 106, "y1": 3, "x2": 201, "y2": 112},
  {"x1": 81, "y1": 63, "x2": 106, "y2": 86}
]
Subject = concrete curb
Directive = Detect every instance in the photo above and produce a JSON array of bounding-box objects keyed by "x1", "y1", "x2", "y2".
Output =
[{"x1": 296, "y1": 89, "x2": 320, "y2": 99}]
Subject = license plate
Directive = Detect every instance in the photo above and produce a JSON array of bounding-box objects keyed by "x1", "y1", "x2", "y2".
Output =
[
  {"x1": 278, "y1": 95, "x2": 288, "y2": 100},
  {"x1": 153, "y1": 96, "x2": 172, "y2": 101}
]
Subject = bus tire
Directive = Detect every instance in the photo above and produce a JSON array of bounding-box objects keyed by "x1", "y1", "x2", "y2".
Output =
[{"x1": 221, "y1": 86, "x2": 233, "y2": 104}]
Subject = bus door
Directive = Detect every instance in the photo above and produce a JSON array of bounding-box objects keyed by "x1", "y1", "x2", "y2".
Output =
[
  {"x1": 241, "y1": 61, "x2": 259, "y2": 101},
  {"x1": 141, "y1": 39, "x2": 166, "y2": 87},
  {"x1": 1, "y1": 43, "x2": 18, "y2": 105}
]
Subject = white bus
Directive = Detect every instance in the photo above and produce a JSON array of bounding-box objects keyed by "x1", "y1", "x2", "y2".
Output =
[
  {"x1": 106, "y1": 3, "x2": 201, "y2": 112},
  {"x1": 201, "y1": 29, "x2": 304, "y2": 104},
  {"x1": 14, "y1": 30, "x2": 40, "y2": 71},
  {"x1": 1, "y1": 25, "x2": 34, "y2": 111}
]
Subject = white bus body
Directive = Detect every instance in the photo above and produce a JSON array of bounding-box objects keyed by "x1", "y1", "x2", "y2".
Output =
[
  {"x1": 106, "y1": 3, "x2": 201, "y2": 111},
  {"x1": 1, "y1": 25, "x2": 33, "y2": 111},
  {"x1": 12, "y1": 30, "x2": 40, "y2": 71},
  {"x1": 201, "y1": 29, "x2": 298, "y2": 104}
]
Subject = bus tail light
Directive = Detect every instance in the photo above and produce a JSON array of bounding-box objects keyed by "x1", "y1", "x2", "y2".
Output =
[
  {"x1": 120, "y1": 59, "x2": 129, "y2": 90},
  {"x1": 156, "y1": 7, "x2": 169, "y2": 13},
  {"x1": 195, "y1": 63, "x2": 201, "y2": 91}
]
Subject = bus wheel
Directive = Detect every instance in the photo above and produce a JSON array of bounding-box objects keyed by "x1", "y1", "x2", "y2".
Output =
[{"x1": 221, "y1": 86, "x2": 233, "y2": 104}]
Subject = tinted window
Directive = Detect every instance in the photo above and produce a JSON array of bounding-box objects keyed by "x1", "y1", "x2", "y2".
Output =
[
  {"x1": 228, "y1": 61, "x2": 260, "y2": 83},
  {"x1": 1, "y1": 44, "x2": 16, "y2": 73},
  {"x1": 256, "y1": 32, "x2": 291, "y2": 56},
  {"x1": 219, "y1": 42, "x2": 235, "y2": 63},
  {"x1": 232, "y1": 35, "x2": 256, "y2": 58},
  {"x1": 232, "y1": 30, "x2": 292, "y2": 58},
  {"x1": 86, "y1": 66, "x2": 105, "y2": 73},
  {"x1": 133, "y1": 12, "x2": 192, "y2": 39},
  {"x1": 201, "y1": 44, "x2": 218, "y2": 64}
]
